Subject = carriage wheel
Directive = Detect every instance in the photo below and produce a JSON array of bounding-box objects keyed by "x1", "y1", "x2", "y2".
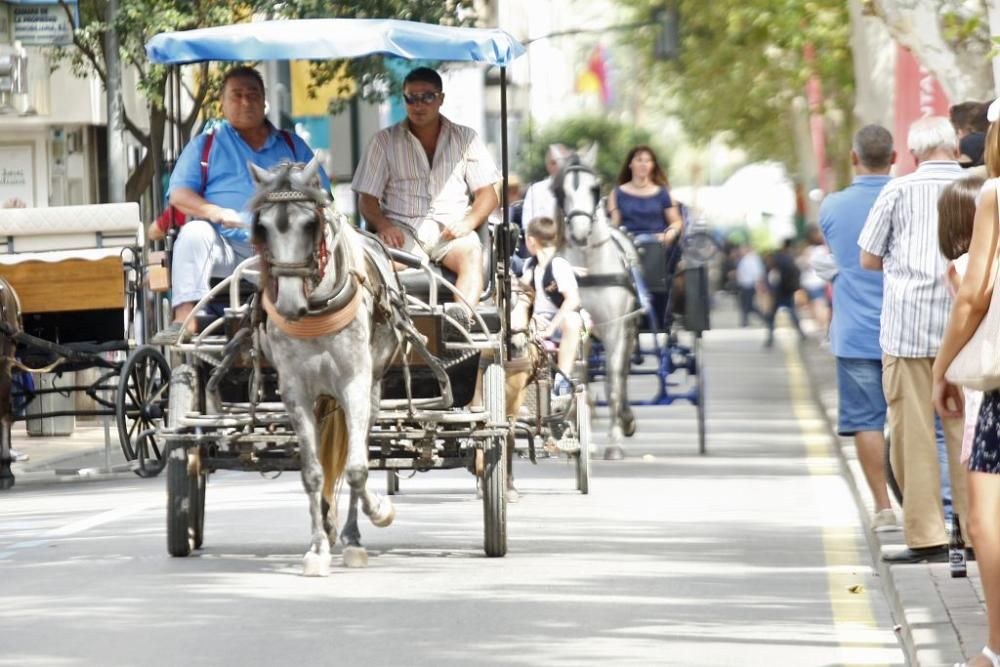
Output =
[
  {"x1": 166, "y1": 364, "x2": 201, "y2": 557},
  {"x1": 386, "y1": 469, "x2": 399, "y2": 496},
  {"x1": 694, "y1": 336, "x2": 707, "y2": 456},
  {"x1": 0, "y1": 418, "x2": 14, "y2": 491},
  {"x1": 192, "y1": 464, "x2": 207, "y2": 550},
  {"x1": 575, "y1": 388, "x2": 591, "y2": 495},
  {"x1": 482, "y1": 363, "x2": 507, "y2": 557},
  {"x1": 117, "y1": 346, "x2": 170, "y2": 475}
]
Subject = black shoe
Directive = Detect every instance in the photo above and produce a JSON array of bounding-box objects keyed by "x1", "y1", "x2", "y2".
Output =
[{"x1": 881, "y1": 545, "x2": 948, "y2": 564}]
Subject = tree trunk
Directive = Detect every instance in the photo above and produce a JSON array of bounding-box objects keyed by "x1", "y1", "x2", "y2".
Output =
[
  {"x1": 868, "y1": 0, "x2": 993, "y2": 102},
  {"x1": 849, "y1": 0, "x2": 896, "y2": 128}
]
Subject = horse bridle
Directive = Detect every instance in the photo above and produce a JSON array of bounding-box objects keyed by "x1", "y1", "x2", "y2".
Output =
[
  {"x1": 555, "y1": 165, "x2": 612, "y2": 249},
  {"x1": 254, "y1": 190, "x2": 337, "y2": 281},
  {"x1": 254, "y1": 190, "x2": 363, "y2": 316}
]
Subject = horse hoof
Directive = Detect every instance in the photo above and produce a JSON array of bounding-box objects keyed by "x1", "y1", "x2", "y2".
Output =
[
  {"x1": 370, "y1": 497, "x2": 395, "y2": 528},
  {"x1": 342, "y1": 546, "x2": 369, "y2": 568},
  {"x1": 603, "y1": 445, "x2": 625, "y2": 461},
  {"x1": 302, "y1": 550, "x2": 332, "y2": 577}
]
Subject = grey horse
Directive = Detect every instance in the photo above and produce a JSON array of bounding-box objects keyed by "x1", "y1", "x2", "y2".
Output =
[
  {"x1": 249, "y1": 158, "x2": 399, "y2": 576},
  {"x1": 553, "y1": 152, "x2": 638, "y2": 460}
]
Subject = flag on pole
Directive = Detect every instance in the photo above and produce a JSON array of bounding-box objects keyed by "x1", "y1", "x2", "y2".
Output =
[{"x1": 576, "y1": 45, "x2": 612, "y2": 106}]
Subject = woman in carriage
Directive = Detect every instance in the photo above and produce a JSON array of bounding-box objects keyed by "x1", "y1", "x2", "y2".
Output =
[{"x1": 606, "y1": 145, "x2": 684, "y2": 330}]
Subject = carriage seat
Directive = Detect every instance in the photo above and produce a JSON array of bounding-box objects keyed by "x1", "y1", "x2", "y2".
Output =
[
  {"x1": 0, "y1": 203, "x2": 142, "y2": 316},
  {"x1": 387, "y1": 229, "x2": 502, "y2": 335}
]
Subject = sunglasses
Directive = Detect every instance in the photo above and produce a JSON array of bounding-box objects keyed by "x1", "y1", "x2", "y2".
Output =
[{"x1": 403, "y1": 91, "x2": 441, "y2": 106}]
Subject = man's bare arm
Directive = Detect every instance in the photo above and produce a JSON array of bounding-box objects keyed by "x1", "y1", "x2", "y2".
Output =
[
  {"x1": 860, "y1": 250, "x2": 884, "y2": 271},
  {"x1": 442, "y1": 184, "x2": 499, "y2": 241},
  {"x1": 468, "y1": 184, "x2": 499, "y2": 229},
  {"x1": 170, "y1": 188, "x2": 242, "y2": 226},
  {"x1": 358, "y1": 193, "x2": 405, "y2": 248}
]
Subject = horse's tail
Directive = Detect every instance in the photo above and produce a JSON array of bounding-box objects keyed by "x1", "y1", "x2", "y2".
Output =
[{"x1": 316, "y1": 396, "x2": 349, "y2": 507}]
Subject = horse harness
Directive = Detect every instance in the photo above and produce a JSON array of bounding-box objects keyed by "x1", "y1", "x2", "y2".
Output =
[{"x1": 257, "y1": 192, "x2": 379, "y2": 338}]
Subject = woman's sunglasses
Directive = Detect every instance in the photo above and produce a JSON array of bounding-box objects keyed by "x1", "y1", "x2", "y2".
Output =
[{"x1": 403, "y1": 91, "x2": 441, "y2": 106}]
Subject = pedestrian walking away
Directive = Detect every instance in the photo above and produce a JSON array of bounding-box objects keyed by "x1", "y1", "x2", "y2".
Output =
[{"x1": 820, "y1": 123, "x2": 897, "y2": 532}]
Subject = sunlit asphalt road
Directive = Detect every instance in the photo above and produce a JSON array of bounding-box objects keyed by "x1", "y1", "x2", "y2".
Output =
[{"x1": 0, "y1": 319, "x2": 903, "y2": 666}]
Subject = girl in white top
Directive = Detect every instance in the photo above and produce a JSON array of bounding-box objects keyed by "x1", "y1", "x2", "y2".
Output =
[{"x1": 937, "y1": 175, "x2": 985, "y2": 464}]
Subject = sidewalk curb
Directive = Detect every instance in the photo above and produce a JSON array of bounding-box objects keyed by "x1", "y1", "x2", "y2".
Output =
[{"x1": 797, "y1": 342, "x2": 926, "y2": 667}]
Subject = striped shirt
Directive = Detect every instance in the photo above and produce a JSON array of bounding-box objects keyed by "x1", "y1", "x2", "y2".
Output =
[
  {"x1": 857, "y1": 160, "x2": 964, "y2": 358},
  {"x1": 351, "y1": 115, "x2": 500, "y2": 230}
]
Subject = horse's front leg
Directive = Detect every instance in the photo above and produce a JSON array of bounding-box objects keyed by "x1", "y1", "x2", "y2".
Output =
[
  {"x1": 603, "y1": 328, "x2": 628, "y2": 461},
  {"x1": 620, "y1": 320, "x2": 637, "y2": 438},
  {"x1": 287, "y1": 399, "x2": 332, "y2": 577},
  {"x1": 339, "y1": 377, "x2": 393, "y2": 568}
]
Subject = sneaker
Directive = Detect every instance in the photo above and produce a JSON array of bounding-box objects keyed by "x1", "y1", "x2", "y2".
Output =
[
  {"x1": 443, "y1": 303, "x2": 472, "y2": 331},
  {"x1": 872, "y1": 509, "x2": 899, "y2": 533},
  {"x1": 150, "y1": 321, "x2": 185, "y2": 346},
  {"x1": 8, "y1": 448, "x2": 28, "y2": 462}
]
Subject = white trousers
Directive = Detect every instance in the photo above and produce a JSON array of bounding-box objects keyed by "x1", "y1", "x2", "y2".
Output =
[{"x1": 171, "y1": 219, "x2": 254, "y2": 307}]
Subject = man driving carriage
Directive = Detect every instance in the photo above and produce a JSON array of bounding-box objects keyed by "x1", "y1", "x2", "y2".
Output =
[
  {"x1": 150, "y1": 66, "x2": 329, "y2": 344},
  {"x1": 351, "y1": 67, "x2": 500, "y2": 311}
]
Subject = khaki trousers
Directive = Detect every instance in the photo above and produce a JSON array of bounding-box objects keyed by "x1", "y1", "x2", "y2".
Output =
[{"x1": 883, "y1": 355, "x2": 968, "y2": 548}]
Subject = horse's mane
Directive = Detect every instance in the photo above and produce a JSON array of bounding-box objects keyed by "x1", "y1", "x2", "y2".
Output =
[{"x1": 248, "y1": 161, "x2": 329, "y2": 211}]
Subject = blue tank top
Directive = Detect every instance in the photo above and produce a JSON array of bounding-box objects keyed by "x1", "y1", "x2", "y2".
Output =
[{"x1": 615, "y1": 186, "x2": 673, "y2": 236}]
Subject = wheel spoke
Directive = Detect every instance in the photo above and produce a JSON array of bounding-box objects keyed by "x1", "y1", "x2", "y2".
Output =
[
  {"x1": 125, "y1": 386, "x2": 142, "y2": 408},
  {"x1": 149, "y1": 436, "x2": 161, "y2": 460}
]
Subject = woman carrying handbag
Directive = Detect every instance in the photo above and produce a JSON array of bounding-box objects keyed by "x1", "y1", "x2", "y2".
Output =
[{"x1": 933, "y1": 101, "x2": 1000, "y2": 667}]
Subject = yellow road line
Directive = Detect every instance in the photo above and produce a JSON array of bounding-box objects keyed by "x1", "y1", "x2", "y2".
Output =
[{"x1": 783, "y1": 338, "x2": 889, "y2": 667}]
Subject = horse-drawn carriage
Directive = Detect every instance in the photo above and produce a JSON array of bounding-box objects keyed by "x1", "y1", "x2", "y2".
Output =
[
  {"x1": 0, "y1": 203, "x2": 171, "y2": 489},
  {"x1": 141, "y1": 19, "x2": 526, "y2": 572},
  {"x1": 548, "y1": 153, "x2": 715, "y2": 458}
]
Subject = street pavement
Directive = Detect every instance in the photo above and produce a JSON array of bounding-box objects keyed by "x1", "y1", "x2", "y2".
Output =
[
  {"x1": 0, "y1": 300, "x2": 907, "y2": 666},
  {"x1": 800, "y1": 332, "x2": 988, "y2": 667}
]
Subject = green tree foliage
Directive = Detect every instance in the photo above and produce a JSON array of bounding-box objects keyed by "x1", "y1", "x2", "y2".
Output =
[
  {"x1": 55, "y1": 0, "x2": 475, "y2": 202},
  {"x1": 520, "y1": 115, "x2": 671, "y2": 188},
  {"x1": 616, "y1": 0, "x2": 854, "y2": 183}
]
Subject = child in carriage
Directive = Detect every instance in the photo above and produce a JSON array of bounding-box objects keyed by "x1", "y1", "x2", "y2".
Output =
[{"x1": 516, "y1": 216, "x2": 584, "y2": 396}]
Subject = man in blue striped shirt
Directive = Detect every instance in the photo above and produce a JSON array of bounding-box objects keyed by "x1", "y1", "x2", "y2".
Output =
[{"x1": 859, "y1": 116, "x2": 967, "y2": 564}]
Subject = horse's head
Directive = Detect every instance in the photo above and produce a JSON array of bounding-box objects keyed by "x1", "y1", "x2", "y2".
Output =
[
  {"x1": 552, "y1": 145, "x2": 602, "y2": 246},
  {"x1": 249, "y1": 157, "x2": 331, "y2": 320}
]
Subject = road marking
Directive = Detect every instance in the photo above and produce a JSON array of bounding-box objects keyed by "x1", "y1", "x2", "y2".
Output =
[
  {"x1": 0, "y1": 498, "x2": 159, "y2": 561},
  {"x1": 783, "y1": 337, "x2": 890, "y2": 667}
]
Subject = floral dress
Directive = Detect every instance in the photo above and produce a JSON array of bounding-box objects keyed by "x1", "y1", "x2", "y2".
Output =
[{"x1": 971, "y1": 391, "x2": 1000, "y2": 473}]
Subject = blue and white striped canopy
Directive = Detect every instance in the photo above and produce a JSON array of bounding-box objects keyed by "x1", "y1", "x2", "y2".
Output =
[{"x1": 146, "y1": 18, "x2": 525, "y2": 67}]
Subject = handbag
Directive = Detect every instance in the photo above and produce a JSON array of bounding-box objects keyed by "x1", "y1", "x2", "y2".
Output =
[{"x1": 946, "y1": 182, "x2": 1000, "y2": 390}]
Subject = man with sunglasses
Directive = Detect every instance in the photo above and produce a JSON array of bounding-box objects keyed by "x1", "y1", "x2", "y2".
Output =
[{"x1": 352, "y1": 67, "x2": 500, "y2": 309}]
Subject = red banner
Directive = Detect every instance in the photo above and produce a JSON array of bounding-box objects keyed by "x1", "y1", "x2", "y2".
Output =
[{"x1": 893, "y1": 44, "x2": 951, "y2": 175}]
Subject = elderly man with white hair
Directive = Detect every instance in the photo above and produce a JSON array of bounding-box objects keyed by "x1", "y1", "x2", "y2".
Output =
[
  {"x1": 521, "y1": 144, "x2": 570, "y2": 225},
  {"x1": 859, "y1": 115, "x2": 969, "y2": 564}
]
